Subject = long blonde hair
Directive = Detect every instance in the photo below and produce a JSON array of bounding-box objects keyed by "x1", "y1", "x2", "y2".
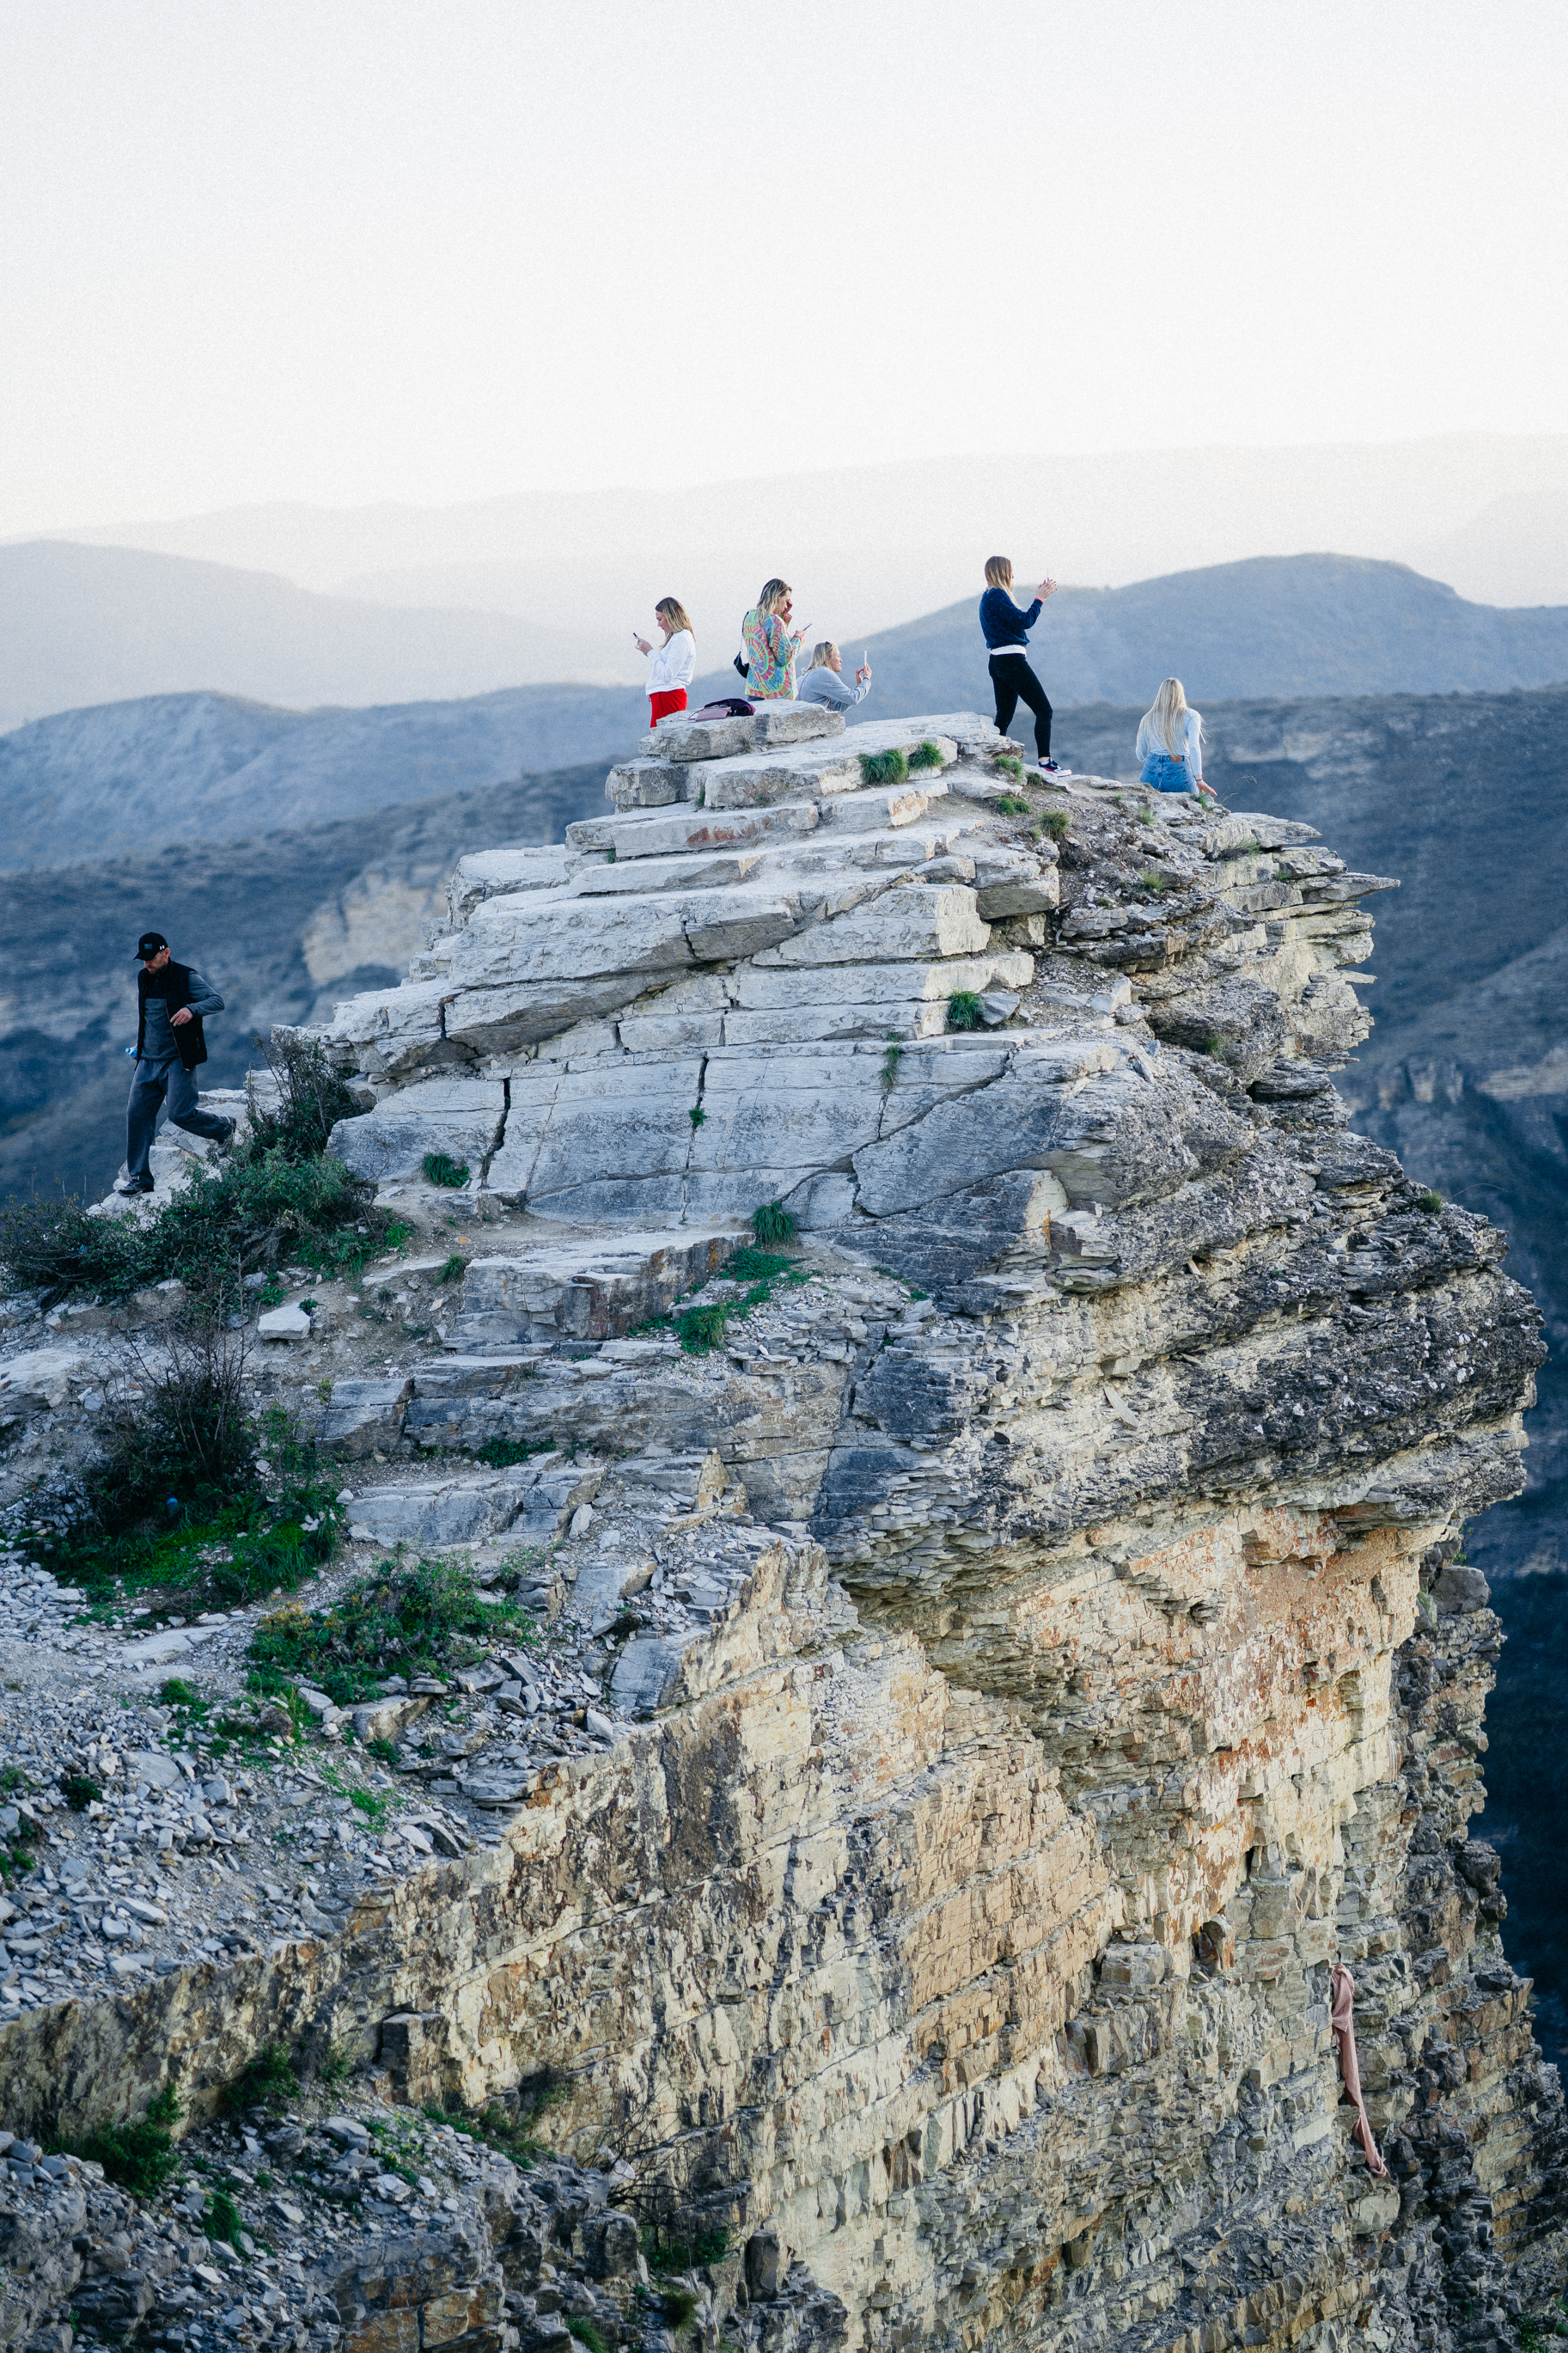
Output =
[
  {"x1": 984, "y1": 556, "x2": 1014, "y2": 590},
  {"x1": 806, "y1": 640, "x2": 838, "y2": 671},
  {"x1": 655, "y1": 596, "x2": 692, "y2": 639},
  {"x1": 1144, "y1": 676, "x2": 1196, "y2": 760},
  {"x1": 757, "y1": 578, "x2": 791, "y2": 616}
]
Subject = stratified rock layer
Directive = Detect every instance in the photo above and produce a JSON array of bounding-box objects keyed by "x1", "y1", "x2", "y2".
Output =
[{"x1": 0, "y1": 708, "x2": 1559, "y2": 2353}]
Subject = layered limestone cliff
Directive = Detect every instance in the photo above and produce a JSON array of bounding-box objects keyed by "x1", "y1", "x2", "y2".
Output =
[{"x1": 0, "y1": 704, "x2": 1560, "y2": 2353}]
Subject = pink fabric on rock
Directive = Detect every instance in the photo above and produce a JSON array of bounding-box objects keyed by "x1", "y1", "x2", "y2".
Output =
[{"x1": 1331, "y1": 1961, "x2": 1389, "y2": 2177}]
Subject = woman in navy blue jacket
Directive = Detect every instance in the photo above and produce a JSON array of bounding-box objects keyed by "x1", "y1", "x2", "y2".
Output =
[{"x1": 979, "y1": 556, "x2": 1059, "y2": 769}]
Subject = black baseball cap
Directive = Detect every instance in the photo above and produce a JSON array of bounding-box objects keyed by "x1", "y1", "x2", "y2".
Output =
[{"x1": 136, "y1": 932, "x2": 168, "y2": 961}]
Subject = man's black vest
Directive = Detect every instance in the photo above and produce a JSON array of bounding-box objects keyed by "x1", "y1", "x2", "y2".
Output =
[{"x1": 137, "y1": 961, "x2": 208, "y2": 1072}]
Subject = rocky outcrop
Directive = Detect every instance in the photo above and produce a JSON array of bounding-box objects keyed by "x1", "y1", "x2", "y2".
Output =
[{"x1": 0, "y1": 706, "x2": 1559, "y2": 2353}]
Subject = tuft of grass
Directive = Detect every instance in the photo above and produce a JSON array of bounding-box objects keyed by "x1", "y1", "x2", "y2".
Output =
[
  {"x1": 1417, "y1": 1189, "x2": 1443, "y2": 1214},
  {"x1": 947, "y1": 991, "x2": 984, "y2": 1031},
  {"x1": 663, "y1": 1246, "x2": 809, "y2": 1357},
  {"x1": 1230, "y1": 834, "x2": 1260, "y2": 856},
  {"x1": 422, "y1": 1152, "x2": 470, "y2": 1189},
  {"x1": 223, "y1": 2043, "x2": 297, "y2": 2115},
  {"x1": 995, "y1": 793, "x2": 1030, "y2": 816},
  {"x1": 204, "y1": 2187, "x2": 245, "y2": 2247},
  {"x1": 1139, "y1": 870, "x2": 1166, "y2": 895},
  {"x1": 996, "y1": 755, "x2": 1024, "y2": 780},
  {"x1": 751, "y1": 1201, "x2": 798, "y2": 1247},
  {"x1": 62, "y1": 1773, "x2": 102, "y2": 1812},
  {"x1": 319, "y1": 2044, "x2": 353, "y2": 2087},
  {"x1": 567, "y1": 2325, "x2": 610, "y2": 2353},
  {"x1": 907, "y1": 740, "x2": 946, "y2": 772},
  {"x1": 859, "y1": 747, "x2": 910, "y2": 787},
  {"x1": 1, "y1": 1816, "x2": 42, "y2": 1885},
  {"x1": 1040, "y1": 808, "x2": 1070, "y2": 840},
  {"x1": 688, "y1": 1105, "x2": 705, "y2": 1129},
  {"x1": 437, "y1": 1253, "x2": 467, "y2": 1284},
  {"x1": 52, "y1": 2083, "x2": 180, "y2": 2197},
  {"x1": 881, "y1": 1033, "x2": 903, "y2": 1093},
  {"x1": 249, "y1": 1555, "x2": 534, "y2": 1706},
  {"x1": 661, "y1": 2287, "x2": 699, "y2": 2329}
]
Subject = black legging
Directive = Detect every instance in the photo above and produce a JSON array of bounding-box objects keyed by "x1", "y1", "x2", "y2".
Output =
[{"x1": 989, "y1": 654, "x2": 1052, "y2": 761}]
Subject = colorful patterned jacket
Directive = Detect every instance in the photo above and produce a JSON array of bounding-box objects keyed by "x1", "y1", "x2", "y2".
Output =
[{"x1": 741, "y1": 607, "x2": 803, "y2": 700}]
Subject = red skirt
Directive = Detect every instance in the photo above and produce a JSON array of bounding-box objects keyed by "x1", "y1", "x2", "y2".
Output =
[{"x1": 650, "y1": 688, "x2": 687, "y2": 729}]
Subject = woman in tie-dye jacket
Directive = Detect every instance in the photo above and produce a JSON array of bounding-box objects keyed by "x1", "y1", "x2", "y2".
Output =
[{"x1": 741, "y1": 578, "x2": 808, "y2": 700}]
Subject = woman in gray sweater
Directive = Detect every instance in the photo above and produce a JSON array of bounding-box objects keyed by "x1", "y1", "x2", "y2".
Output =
[{"x1": 797, "y1": 641, "x2": 871, "y2": 711}]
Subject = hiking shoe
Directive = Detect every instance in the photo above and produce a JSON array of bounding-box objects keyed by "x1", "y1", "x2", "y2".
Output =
[
  {"x1": 1040, "y1": 757, "x2": 1062, "y2": 773},
  {"x1": 116, "y1": 1176, "x2": 154, "y2": 1196},
  {"x1": 214, "y1": 1117, "x2": 237, "y2": 1153}
]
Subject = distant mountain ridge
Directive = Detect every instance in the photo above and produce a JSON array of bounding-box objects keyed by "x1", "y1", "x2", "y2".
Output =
[
  {"x1": 0, "y1": 683, "x2": 648, "y2": 871},
  {"x1": 0, "y1": 539, "x2": 623, "y2": 733},
  {"x1": 865, "y1": 553, "x2": 1568, "y2": 712},
  {"x1": 34, "y1": 431, "x2": 1568, "y2": 608}
]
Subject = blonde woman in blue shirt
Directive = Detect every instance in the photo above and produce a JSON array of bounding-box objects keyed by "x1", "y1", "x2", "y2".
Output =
[{"x1": 1136, "y1": 677, "x2": 1217, "y2": 798}]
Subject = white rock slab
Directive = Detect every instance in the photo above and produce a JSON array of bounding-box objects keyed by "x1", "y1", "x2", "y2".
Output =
[
  {"x1": 754, "y1": 885, "x2": 990, "y2": 967},
  {"x1": 641, "y1": 705, "x2": 845, "y2": 761},
  {"x1": 258, "y1": 1304, "x2": 313, "y2": 1341},
  {"x1": 329, "y1": 1075, "x2": 504, "y2": 1185}
]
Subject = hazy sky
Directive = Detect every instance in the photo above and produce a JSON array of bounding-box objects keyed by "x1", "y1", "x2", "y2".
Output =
[{"x1": 3, "y1": 0, "x2": 1565, "y2": 535}]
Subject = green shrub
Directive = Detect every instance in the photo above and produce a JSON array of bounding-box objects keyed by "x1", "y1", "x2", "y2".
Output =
[
  {"x1": 422, "y1": 1152, "x2": 471, "y2": 1189},
  {"x1": 247, "y1": 1035, "x2": 361, "y2": 1164},
  {"x1": 567, "y1": 2324, "x2": 609, "y2": 2353},
  {"x1": 660, "y1": 2287, "x2": 699, "y2": 2328},
  {"x1": 0, "y1": 1147, "x2": 382, "y2": 1309},
  {"x1": 437, "y1": 1253, "x2": 467, "y2": 1284},
  {"x1": 61, "y1": 1773, "x2": 101, "y2": 1812},
  {"x1": 470, "y1": 1438, "x2": 543, "y2": 1469},
  {"x1": 688, "y1": 1105, "x2": 705, "y2": 1129},
  {"x1": 319, "y1": 2044, "x2": 353, "y2": 2086},
  {"x1": 223, "y1": 2042, "x2": 297, "y2": 2114},
  {"x1": 947, "y1": 992, "x2": 984, "y2": 1031},
  {"x1": 1417, "y1": 1188, "x2": 1443, "y2": 1214},
  {"x1": 53, "y1": 2083, "x2": 180, "y2": 2197},
  {"x1": 751, "y1": 1201, "x2": 798, "y2": 1247},
  {"x1": 1039, "y1": 809, "x2": 1069, "y2": 840},
  {"x1": 29, "y1": 1361, "x2": 343, "y2": 1615},
  {"x1": 249, "y1": 1556, "x2": 531, "y2": 1706},
  {"x1": 907, "y1": 740, "x2": 945, "y2": 772},
  {"x1": 996, "y1": 755, "x2": 1024, "y2": 779},
  {"x1": 859, "y1": 748, "x2": 909, "y2": 787},
  {"x1": 641, "y1": 2222, "x2": 732, "y2": 2278},
  {"x1": 996, "y1": 793, "x2": 1030, "y2": 816}
]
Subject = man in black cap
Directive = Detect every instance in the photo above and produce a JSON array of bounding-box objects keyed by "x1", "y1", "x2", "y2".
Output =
[{"x1": 118, "y1": 932, "x2": 236, "y2": 1196}]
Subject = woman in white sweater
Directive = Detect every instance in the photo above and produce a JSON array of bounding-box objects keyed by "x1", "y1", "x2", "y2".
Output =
[
  {"x1": 1135, "y1": 677, "x2": 1215, "y2": 798},
  {"x1": 634, "y1": 598, "x2": 697, "y2": 730}
]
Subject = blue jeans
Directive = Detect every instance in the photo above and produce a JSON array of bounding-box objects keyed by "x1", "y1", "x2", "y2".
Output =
[{"x1": 1140, "y1": 752, "x2": 1196, "y2": 794}]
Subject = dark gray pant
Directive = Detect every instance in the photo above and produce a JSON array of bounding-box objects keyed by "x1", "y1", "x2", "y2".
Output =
[{"x1": 125, "y1": 1058, "x2": 229, "y2": 1181}]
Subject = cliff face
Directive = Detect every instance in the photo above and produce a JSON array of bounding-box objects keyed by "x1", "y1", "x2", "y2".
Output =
[{"x1": 0, "y1": 706, "x2": 1558, "y2": 2353}]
